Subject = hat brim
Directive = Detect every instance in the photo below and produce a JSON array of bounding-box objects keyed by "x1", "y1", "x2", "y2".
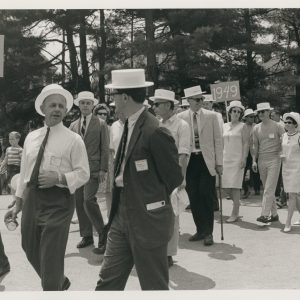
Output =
[
  {"x1": 105, "y1": 81, "x2": 154, "y2": 89},
  {"x1": 226, "y1": 105, "x2": 245, "y2": 112},
  {"x1": 243, "y1": 112, "x2": 256, "y2": 118},
  {"x1": 254, "y1": 108, "x2": 271, "y2": 113},
  {"x1": 182, "y1": 91, "x2": 206, "y2": 99},
  {"x1": 74, "y1": 97, "x2": 99, "y2": 106},
  {"x1": 35, "y1": 88, "x2": 73, "y2": 116},
  {"x1": 149, "y1": 96, "x2": 179, "y2": 105},
  {"x1": 283, "y1": 113, "x2": 300, "y2": 127}
]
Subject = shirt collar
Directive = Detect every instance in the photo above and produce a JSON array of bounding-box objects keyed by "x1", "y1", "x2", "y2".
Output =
[
  {"x1": 45, "y1": 122, "x2": 64, "y2": 132},
  {"x1": 189, "y1": 108, "x2": 201, "y2": 115},
  {"x1": 162, "y1": 113, "x2": 177, "y2": 125},
  {"x1": 82, "y1": 113, "x2": 93, "y2": 122},
  {"x1": 128, "y1": 107, "x2": 145, "y2": 128}
]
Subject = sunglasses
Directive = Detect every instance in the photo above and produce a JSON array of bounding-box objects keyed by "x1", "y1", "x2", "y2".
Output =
[
  {"x1": 258, "y1": 110, "x2": 267, "y2": 114},
  {"x1": 97, "y1": 112, "x2": 108, "y2": 116},
  {"x1": 231, "y1": 109, "x2": 241, "y2": 114},
  {"x1": 284, "y1": 121, "x2": 294, "y2": 125}
]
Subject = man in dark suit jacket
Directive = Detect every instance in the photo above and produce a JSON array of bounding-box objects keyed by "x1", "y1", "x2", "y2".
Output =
[
  {"x1": 70, "y1": 91, "x2": 109, "y2": 252},
  {"x1": 95, "y1": 69, "x2": 183, "y2": 290}
]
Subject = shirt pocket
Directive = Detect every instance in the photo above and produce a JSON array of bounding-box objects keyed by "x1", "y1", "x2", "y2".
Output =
[{"x1": 43, "y1": 151, "x2": 62, "y2": 172}]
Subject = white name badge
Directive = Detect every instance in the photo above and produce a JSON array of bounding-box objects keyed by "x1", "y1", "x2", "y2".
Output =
[
  {"x1": 50, "y1": 156, "x2": 62, "y2": 167},
  {"x1": 146, "y1": 201, "x2": 165, "y2": 211},
  {"x1": 135, "y1": 159, "x2": 148, "y2": 172},
  {"x1": 269, "y1": 133, "x2": 275, "y2": 139}
]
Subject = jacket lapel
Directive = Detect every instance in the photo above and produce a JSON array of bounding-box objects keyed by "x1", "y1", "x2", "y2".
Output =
[
  {"x1": 199, "y1": 109, "x2": 205, "y2": 134},
  {"x1": 84, "y1": 115, "x2": 97, "y2": 140}
]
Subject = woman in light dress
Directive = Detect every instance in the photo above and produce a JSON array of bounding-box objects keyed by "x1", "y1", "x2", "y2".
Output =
[
  {"x1": 280, "y1": 112, "x2": 300, "y2": 232},
  {"x1": 222, "y1": 101, "x2": 249, "y2": 222}
]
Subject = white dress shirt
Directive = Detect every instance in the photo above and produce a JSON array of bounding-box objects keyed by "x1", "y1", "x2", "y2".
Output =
[
  {"x1": 115, "y1": 107, "x2": 145, "y2": 187},
  {"x1": 109, "y1": 119, "x2": 124, "y2": 158},
  {"x1": 16, "y1": 122, "x2": 90, "y2": 198}
]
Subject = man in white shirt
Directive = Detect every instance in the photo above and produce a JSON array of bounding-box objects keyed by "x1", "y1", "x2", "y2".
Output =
[
  {"x1": 5, "y1": 84, "x2": 90, "y2": 290},
  {"x1": 152, "y1": 88, "x2": 190, "y2": 267}
]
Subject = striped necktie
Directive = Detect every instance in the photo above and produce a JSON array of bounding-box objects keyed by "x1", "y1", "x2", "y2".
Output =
[
  {"x1": 193, "y1": 112, "x2": 200, "y2": 150},
  {"x1": 28, "y1": 127, "x2": 50, "y2": 186},
  {"x1": 114, "y1": 119, "x2": 129, "y2": 177},
  {"x1": 81, "y1": 116, "x2": 87, "y2": 137}
]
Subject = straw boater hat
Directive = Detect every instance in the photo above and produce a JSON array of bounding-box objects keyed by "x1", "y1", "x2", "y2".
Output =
[
  {"x1": 243, "y1": 108, "x2": 256, "y2": 118},
  {"x1": 180, "y1": 99, "x2": 190, "y2": 107},
  {"x1": 203, "y1": 94, "x2": 215, "y2": 102},
  {"x1": 35, "y1": 84, "x2": 73, "y2": 116},
  {"x1": 226, "y1": 100, "x2": 245, "y2": 112},
  {"x1": 255, "y1": 102, "x2": 272, "y2": 112},
  {"x1": 74, "y1": 91, "x2": 99, "y2": 106},
  {"x1": 182, "y1": 85, "x2": 206, "y2": 99},
  {"x1": 283, "y1": 112, "x2": 300, "y2": 128},
  {"x1": 105, "y1": 69, "x2": 154, "y2": 89},
  {"x1": 149, "y1": 89, "x2": 179, "y2": 105}
]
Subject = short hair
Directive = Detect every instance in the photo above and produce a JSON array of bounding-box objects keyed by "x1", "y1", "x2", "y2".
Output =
[
  {"x1": 116, "y1": 88, "x2": 146, "y2": 104},
  {"x1": 271, "y1": 110, "x2": 280, "y2": 116},
  {"x1": 9, "y1": 131, "x2": 21, "y2": 140},
  {"x1": 93, "y1": 103, "x2": 110, "y2": 115}
]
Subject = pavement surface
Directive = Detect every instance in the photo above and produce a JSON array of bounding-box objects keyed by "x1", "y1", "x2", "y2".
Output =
[{"x1": 1, "y1": 190, "x2": 300, "y2": 294}]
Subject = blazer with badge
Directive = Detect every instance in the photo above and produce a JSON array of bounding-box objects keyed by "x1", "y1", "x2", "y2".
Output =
[
  {"x1": 177, "y1": 108, "x2": 223, "y2": 176},
  {"x1": 69, "y1": 115, "x2": 109, "y2": 174},
  {"x1": 108, "y1": 110, "x2": 183, "y2": 249}
]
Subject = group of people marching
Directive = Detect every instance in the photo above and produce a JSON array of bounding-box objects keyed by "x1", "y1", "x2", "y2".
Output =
[{"x1": 0, "y1": 68, "x2": 300, "y2": 291}]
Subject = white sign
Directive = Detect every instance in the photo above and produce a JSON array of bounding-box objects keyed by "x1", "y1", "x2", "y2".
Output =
[
  {"x1": 210, "y1": 81, "x2": 240, "y2": 102},
  {"x1": 0, "y1": 35, "x2": 4, "y2": 77}
]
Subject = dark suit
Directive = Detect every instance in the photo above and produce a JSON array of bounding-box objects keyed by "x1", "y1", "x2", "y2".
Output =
[
  {"x1": 70, "y1": 115, "x2": 109, "y2": 238},
  {"x1": 95, "y1": 110, "x2": 183, "y2": 290}
]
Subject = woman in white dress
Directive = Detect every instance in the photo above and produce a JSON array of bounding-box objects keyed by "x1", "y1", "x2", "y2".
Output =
[
  {"x1": 223, "y1": 101, "x2": 249, "y2": 222},
  {"x1": 281, "y1": 112, "x2": 300, "y2": 232}
]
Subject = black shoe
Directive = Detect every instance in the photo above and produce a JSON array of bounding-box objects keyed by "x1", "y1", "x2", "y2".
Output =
[
  {"x1": 203, "y1": 234, "x2": 214, "y2": 246},
  {"x1": 189, "y1": 233, "x2": 205, "y2": 242},
  {"x1": 93, "y1": 244, "x2": 106, "y2": 255},
  {"x1": 0, "y1": 262, "x2": 10, "y2": 277},
  {"x1": 268, "y1": 215, "x2": 279, "y2": 222},
  {"x1": 256, "y1": 216, "x2": 271, "y2": 224},
  {"x1": 168, "y1": 256, "x2": 174, "y2": 268},
  {"x1": 77, "y1": 237, "x2": 94, "y2": 248},
  {"x1": 62, "y1": 277, "x2": 71, "y2": 290}
]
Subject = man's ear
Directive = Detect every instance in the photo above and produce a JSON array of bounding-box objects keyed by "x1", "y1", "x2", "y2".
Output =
[{"x1": 40, "y1": 103, "x2": 45, "y2": 114}]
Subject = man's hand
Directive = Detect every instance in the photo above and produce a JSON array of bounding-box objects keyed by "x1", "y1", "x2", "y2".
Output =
[
  {"x1": 178, "y1": 178, "x2": 186, "y2": 191},
  {"x1": 4, "y1": 197, "x2": 22, "y2": 222},
  {"x1": 38, "y1": 171, "x2": 59, "y2": 188},
  {"x1": 216, "y1": 165, "x2": 223, "y2": 175},
  {"x1": 99, "y1": 170, "x2": 107, "y2": 183},
  {"x1": 252, "y1": 161, "x2": 258, "y2": 173}
]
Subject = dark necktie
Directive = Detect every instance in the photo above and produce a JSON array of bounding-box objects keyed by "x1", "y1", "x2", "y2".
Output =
[
  {"x1": 81, "y1": 116, "x2": 87, "y2": 137},
  {"x1": 28, "y1": 127, "x2": 50, "y2": 186},
  {"x1": 115, "y1": 119, "x2": 129, "y2": 178},
  {"x1": 193, "y1": 112, "x2": 200, "y2": 150}
]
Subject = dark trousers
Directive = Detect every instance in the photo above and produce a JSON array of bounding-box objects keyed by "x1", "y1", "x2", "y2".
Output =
[
  {"x1": 95, "y1": 190, "x2": 169, "y2": 290},
  {"x1": 0, "y1": 231, "x2": 9, "y2": 266},
  {"x1": 6, "y1": 164, "x2": 20, "y2": 193},
  {"x1": 21, "y1": 185, "x2": 74, "y2": 291},
  {"x1": 242, "y1": 153, "x2": 261, "y2": 194},
  {"x1": 75, "y1": 175, "x2": 105, "y2": 238},
  {"x1": 186, "y1": 153, "x2": 215, "y2": 236}
]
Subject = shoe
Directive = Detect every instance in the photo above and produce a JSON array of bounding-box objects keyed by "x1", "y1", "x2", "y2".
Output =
[
  {"x1": 268, "y1": 215, "x2": 279, "y2": 222},
  {"x1": 168, "y1": 256, "x2": 174, "y2": 268},
  {"x1": 203, "y1": 234, "x2": 214, "y2": 246},
  {"x1": 256, "y1": 216, "x2": 271, "y2": 224},
  {"x1": 276, "y1": 201, "x2": 283, "y2": 209},
  {"x1": 283, "y1": 226, "x2": 291, "y2": 233},
  {"x1": 189, "y1": 233, "x2": 205, "y2": 242},
  {"x1": 226, "y1": 217, "x2": 238, "y2": 223},
  {"x1": 62, "y1": 277, "x2": 71, "y2": 290},
  {"x1": 77, "y1": 237, "x2": 94, "y2": 248},
  {"x1": 293, "y1": 220, "x2": 300, "y2": 226},
  {"x1": 93, "y1": 244, "x2": 106, "y2": 255},
  {"x1": 0, "y1": 262, "x2": 10, "y2": 277},
  {"x1": 226, "y1": 196, "x2": 230, "y2": 200},
  {"x1": 242, "y1": 191, "x2": 250, "y2": 199}
]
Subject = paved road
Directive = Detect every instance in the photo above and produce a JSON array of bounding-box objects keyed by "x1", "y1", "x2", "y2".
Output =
[{"x1": 1, "y1": 191, "x2": 300, "y2": 293}]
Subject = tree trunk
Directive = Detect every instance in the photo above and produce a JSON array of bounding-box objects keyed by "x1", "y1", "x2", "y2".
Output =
[
  {"x1": 61, "y1": 29, "x2": 66, "y2": 84},
  {"x1": 79, "y1": 10, "x2": 91, "y2": 91},
  {"x1": 98, "y1": 9, "x2": 106, "y2": 103},
  {"x1": 144, "y1": 9, "x2": 158, "y2": 95}
]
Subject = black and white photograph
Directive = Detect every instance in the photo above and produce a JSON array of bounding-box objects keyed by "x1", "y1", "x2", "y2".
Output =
[{"x1": 1, "y1": 0, "x2": 300, "y2": 298}]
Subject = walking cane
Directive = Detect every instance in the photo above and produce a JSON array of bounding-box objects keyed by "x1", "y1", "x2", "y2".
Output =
[{"x1": 218, "y1": 174, "x2": 224, "y2": 240}]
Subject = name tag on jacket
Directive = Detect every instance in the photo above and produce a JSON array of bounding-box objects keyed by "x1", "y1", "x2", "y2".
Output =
[
  {"x1": 146, "y1": 201, "x2": 166, "y2": 211},
  {"x1": 135, "y1": 159, "x2": 148, "y2": 172}
]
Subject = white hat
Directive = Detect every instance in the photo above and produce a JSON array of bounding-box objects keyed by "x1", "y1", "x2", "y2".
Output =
[
  {"x1": 182, "y1": 85, "x2": 206, "y2": 99},
  {"x1": 109, "y1": 102, "x2": 115, "y2": 107},
  {"x1": 226, "y1": 100, "x2": 245, "y2": 112},
  {"x1": 105, "y1": 69, "x2": 154, "y2": 89},
  {"x1": 35, "y1": 84, "x2": 73, "y2": 116},
  {"x1": 180, "y1": 99, "x2": 190, "y2": 107},
  {"x1": 143, "y1": 99, "x2": 151, "y2": 108},
  {"x1": 283, "y1": 112, "x2": 300, "y2": 128},
  {"x1": 74, "y1": 91, "x2": 99, "y2": 106},
  {"x1": 255, "y1": 102, "x2": 272, "y2": 112},
  {"x1": 243, "y1": 108, "x2": 256, "y2": 118},
  {"x1": 203, "y1": 94, "x2": 215, "y2": 102},
  {"x1": 149, "y1": 89, "x2": 179, "y2": 104}
]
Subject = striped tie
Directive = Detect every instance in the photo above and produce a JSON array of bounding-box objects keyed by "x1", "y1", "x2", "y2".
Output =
[
  {"x1": 81, "y1": 116, "x2": 87, "y2": 137},
  {"x1": 193, "y1": 112, "x2": 200, "y2": 150}
]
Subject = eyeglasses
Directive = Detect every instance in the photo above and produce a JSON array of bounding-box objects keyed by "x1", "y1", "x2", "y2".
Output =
[
  {"x1": 153, "y1": 102, "x2": 168, "y2": 107},
  {"x1": 97, "y1": 112, "x2": 108, "y2": 116},
  {"x1": 258, "y1": 110, "x2": 267, "y2": 114},
  {"x1": 284, "y1": 121, "x2": 294, "y2": 125},
  {"x1": 231, "y1": 109, "x2": 241, "y2": 114}
]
